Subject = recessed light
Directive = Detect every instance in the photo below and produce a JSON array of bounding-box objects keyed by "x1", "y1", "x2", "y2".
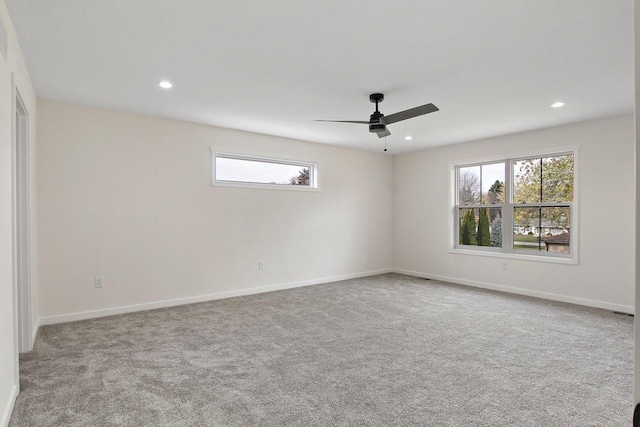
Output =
[
  {"x1": 551, "y1": 102, "x2": 565, "y2": 108},
  {"x1": 405, "y1": 136, "x2": 413, "y2": 141},
  {"x1": 158, "y1": 80, "x2": 173, "y2": 89}
]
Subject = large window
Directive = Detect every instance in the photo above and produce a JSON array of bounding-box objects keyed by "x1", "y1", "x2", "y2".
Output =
[
  {"x1": 213, "y1": 153, "x2": 318, "y2": 189},
  {"x1": 454, "y1": 151, "x2": 575, "y2": 260}
]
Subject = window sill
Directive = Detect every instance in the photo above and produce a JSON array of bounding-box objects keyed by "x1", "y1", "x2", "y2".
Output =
[{"x1": 449, "y1": 248, "x2": 578, "y2": 265}]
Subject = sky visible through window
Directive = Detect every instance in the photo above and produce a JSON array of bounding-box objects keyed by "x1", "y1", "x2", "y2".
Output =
[
  {"x1": 481, "y1": 163, "x2": 504, "y2": 195},
  {"x1": 216, "y1": 157, "x2": 308, "y2": 185}
]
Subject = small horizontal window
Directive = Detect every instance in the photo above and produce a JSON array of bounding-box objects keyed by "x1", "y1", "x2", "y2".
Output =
[{"x1": 213, "y1": 153, "x2": 318, "y2": 189}]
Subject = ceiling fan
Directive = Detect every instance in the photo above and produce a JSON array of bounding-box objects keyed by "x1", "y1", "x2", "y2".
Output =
[{"x1": 316, "y1": 93, "x2": 439, "y2": 138}]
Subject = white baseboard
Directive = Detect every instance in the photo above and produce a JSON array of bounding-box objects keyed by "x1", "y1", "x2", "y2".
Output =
[
  {"x1": 394, "y1": 268, "x2": 635, "y2": 314},
  {"x1": 39, "y1": 268, "x2": 394, "y2": 326},
  {"x1": 1, "y1": 384, "x2": 18, "y2": 427},
  {"x1": 37, "y1": 266, "x2": 633, "y2": 327}
]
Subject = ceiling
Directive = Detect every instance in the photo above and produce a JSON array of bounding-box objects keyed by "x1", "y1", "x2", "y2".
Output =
[{"x1": 6, "y1": 1, "x2": 634, "y2": 154}]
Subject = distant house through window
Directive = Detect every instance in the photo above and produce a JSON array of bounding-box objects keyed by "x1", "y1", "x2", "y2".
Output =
[{"x1": 213, "y1": 153, "x2": 318, "y2": 189}]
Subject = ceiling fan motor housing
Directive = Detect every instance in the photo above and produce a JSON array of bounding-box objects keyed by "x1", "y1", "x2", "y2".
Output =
[
  {"x1": 369, "y1": 110, "x2": 386, "y2": 133},
  {"x1": 369, "y1": 122, "x2": 386, "y2": 133}
]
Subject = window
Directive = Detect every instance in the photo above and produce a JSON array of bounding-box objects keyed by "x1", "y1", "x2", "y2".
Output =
[
  {"x1": 213, "y1": 153, "x2": 318, "y2": 189},
  {"x1": 453, "y1": 151, "x2": 575, "y2": 260}
]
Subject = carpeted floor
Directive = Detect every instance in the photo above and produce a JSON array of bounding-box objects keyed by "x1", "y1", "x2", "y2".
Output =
[{"x1": 9, "y1": 273, "x2": 633, "y2": 426}]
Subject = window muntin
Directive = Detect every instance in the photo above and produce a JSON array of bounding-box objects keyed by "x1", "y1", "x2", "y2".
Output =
[
  {"x1": 213, "y1": 154, "x2": 317, "y2": 189},
  {"x1": 454, "y1": 152, "x2": 574, "y2": 259}
]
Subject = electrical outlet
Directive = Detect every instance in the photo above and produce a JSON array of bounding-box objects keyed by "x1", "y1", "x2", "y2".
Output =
[
  {"x1": 502, "y1": 262, "x2": 508, "y2": 271},
  {"x1": 258, "y1": 262, "x2": 264, "y2": 271},
  {"x1": 94, "y1": 276, "x2": 104, "y2": 288}
]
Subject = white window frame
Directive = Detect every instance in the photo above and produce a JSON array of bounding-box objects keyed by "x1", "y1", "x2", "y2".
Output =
[
  {"x1": 211, "y1": 151, "x2": 319, "y2": 191},
  {"x1": 449, "y1": 146, "x2": 579, "y2": 265}
]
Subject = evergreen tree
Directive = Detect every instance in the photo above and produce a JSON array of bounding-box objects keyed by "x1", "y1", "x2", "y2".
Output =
[
  {"x1": 477, "y1": 208, "x2": 490, "y2": 246},
  {"x1": 486, "y1": 180, "x2": 504, "y2": 222},
  {"x1": 460, "y1": 212, "x2": 471, "y2": 245},
  {"x1": 460, "y1": 209, "x2": 477, "y2": 245},
  {"x1": 486, "y1": 180, "x2": 504, "y2": 204},
  {"x1": 490, "y1": 217, "x2": 502, "y2": 247}
]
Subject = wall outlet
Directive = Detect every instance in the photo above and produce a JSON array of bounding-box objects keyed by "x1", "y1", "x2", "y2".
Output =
[
  {"x1": 502, "y1": 262, "x2": 508, "y2": 271},
  {"x1": 94, "y1": 276, "x2": 104, "y2": 288},
  {"x1": 258, "y1": 262, "x2": 264, "y2": 271}
]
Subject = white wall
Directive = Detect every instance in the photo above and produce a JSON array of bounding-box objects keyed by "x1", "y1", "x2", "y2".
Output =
[
  {"x1": 0, "y1": 1, "x2": 37, "y2": 426},
  {"x1": 37, "y1": 102, "x2": 635, "y2": 319},
  {"x1": 36, "y1": 100, "x2": 393, "y2": 321},
  {"x1": 633, "y1": 0, "x2": 639, "y2": 410},
  {"x1": 394, "y1": 114, "x2": 635, "y2": 313}
]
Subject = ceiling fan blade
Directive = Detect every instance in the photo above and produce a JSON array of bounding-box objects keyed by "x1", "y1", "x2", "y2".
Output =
[
  {"x1": 315, "y1": 120, "x2": 370, "y2": 124},
  {"x1": 384, "y1": 103, "x2": 439, "y2": 125},
  {"x1": 376, "y1": 129, "x2": 391, "y2": 138}
]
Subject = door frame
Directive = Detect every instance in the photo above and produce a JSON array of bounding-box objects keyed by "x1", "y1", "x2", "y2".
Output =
[{"x1": 12, "y1": 85, "x2": 32, "y2": 353}]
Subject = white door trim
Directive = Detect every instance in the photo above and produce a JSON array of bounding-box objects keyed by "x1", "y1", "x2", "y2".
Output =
[{"x1": 12, "y1": 85, "x2": 32, "y2": 353}]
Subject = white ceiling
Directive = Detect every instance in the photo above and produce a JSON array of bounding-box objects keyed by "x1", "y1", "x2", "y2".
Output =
[{"x1": 6, "y1": 0, "x2": 634, "y2": 154}]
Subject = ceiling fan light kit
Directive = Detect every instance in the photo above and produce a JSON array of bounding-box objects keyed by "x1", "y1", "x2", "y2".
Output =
[{"x1": 317, "y1": 93, "x2": 439, "y2": 141}]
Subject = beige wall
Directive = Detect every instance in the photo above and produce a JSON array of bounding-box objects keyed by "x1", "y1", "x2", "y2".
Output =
[
  {"x1": 36, "y1": 100, "x2": 393, "y2": 321},
  {"x1": 393, "y1": 114, "x2": 634, "y2": 312},
  {"x1": 36, "y1": 101, "x2": 635, "y2": 320},
  {"x1": 0, "y1": 0, "x2": 37, "y2": 425},
  {"x1": 634, "y1": 0, "x2": 639, "y2": 409}
]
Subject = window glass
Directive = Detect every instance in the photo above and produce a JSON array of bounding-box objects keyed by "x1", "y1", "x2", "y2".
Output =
[
  {"x1": 513, "y1": 158, "x2": 542, "y2": 204},
  {"x1": 459, "y1": 208, "x2": 477, "y2": 245},
  {"x1": 214, "y1": 155, "x2": 316, "y2": 188},
  {"x1": 458, "y1": 166, "x2": 481, "y2": 205},
  {"x1": 513, "y1": 155, "x2": 573, "y2": 204},
  {"x1": 542, "y1": 155, "x2": 573, "y2": 203},
  {"x1": 541, "y1": 206, "x2": 571, "y2": 253},
  {"x1": 513, "y1": 206, "x2": 543, "y2": 251},
  {"x1": 481, "y1": 163, "x2": 505, "y2": 204},
  {"x1": 459, "y1": 207, "x2": 502, "y2": 248}
]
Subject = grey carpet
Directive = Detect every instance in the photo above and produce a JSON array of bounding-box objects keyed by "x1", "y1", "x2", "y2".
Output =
[{"x1": 9, "y1": 273, "x2": 633, "y2": 426}]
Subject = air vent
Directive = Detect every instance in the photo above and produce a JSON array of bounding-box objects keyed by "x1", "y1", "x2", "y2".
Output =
[
  {"x1": 612, "y1": 311, "x2": 634, "y2": 317},
  {"x1": 0, "y1": 16, "x2": 7, "y2": 62}
]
